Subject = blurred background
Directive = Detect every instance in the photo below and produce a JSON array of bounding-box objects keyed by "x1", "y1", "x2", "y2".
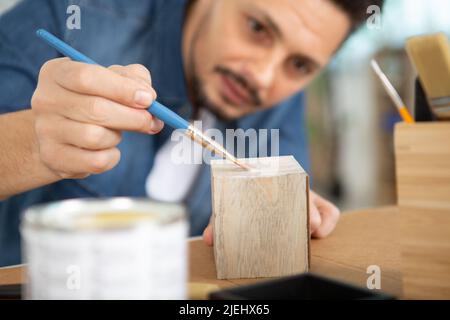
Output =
[
  {"x1": 1, "y1": 0, "x2": 449, "y2": 211},
  {"x1": 306, "y1": 0, "x2": 450, "y2": 211}
]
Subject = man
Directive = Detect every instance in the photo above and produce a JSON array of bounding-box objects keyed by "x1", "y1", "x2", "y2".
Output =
[{"x1": 0, "y1": 0, "x2": 384, "y2": 266}]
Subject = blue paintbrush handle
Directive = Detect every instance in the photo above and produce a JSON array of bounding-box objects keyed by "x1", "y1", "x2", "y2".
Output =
[{"x1": 36, "y1": 29, "x2": 189, "y2": 130}]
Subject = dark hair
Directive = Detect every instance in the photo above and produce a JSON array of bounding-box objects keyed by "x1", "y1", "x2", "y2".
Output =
[{"x1": 330, "y1": 0, "x2": 385, "y2": 32}]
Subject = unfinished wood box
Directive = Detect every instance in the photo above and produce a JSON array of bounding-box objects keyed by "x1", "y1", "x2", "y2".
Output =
[
  {"x1": 210, "y1": 156, "x2": 310, "y2": 280},
  {"x1": 395, "y1": 123, "x2": 450, "y2": 299}
]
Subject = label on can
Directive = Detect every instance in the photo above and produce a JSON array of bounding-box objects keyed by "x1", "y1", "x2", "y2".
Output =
[{"x1": 21, "y1": 198, "x2": 187, "y2": 300}]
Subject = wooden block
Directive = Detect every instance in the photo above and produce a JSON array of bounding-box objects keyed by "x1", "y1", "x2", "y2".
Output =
[
  {"x1": 395, "y1": 123, "x2": 450, "y2": 299},
  {"x1": 211, "y1": 156, "x2": 309, "y2": 280}
]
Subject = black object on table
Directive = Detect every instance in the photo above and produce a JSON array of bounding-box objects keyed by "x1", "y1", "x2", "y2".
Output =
[
  {"x1": 414, "y1": 78, "x2": 436, "y2": 122},
  {"x1": 0, "y1": 284, "x2": 21, "y2": 300},
  {"x1": 209, "y1": 273, "x2": 395, "y2": 300}
]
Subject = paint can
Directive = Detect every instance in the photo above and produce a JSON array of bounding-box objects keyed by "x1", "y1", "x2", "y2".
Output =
[{"x1": 21, "y1": 198, "x2": 187, "y2": 299}]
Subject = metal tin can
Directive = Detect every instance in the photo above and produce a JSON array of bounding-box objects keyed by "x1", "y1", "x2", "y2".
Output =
[{"x1": 21, "y1": 198, "x2": 187, "y2": 300}]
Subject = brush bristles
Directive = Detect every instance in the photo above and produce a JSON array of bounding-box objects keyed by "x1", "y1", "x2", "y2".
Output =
[
  {"x1": 186, "y1": 126, "x2": 252, "y2": 171},
  {"x1": 406, "y1": 33, "x2": 450, "y2": 119}
]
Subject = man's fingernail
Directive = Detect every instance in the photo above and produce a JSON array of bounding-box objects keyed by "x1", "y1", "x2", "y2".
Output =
[
  {"x1": 149, "y1": 118, "x2": 164, "y2": 133},
  {"x1": 134, "y1": 90, "x2": 154, "y2": 106}
]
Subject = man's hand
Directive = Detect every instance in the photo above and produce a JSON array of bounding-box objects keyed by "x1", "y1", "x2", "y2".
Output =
[
  {"x1": 308, "y1": 191, "x2": 340, "y2": 238},
  {"x1": 31, "y1": 58, "x2": 163, "y2": 179},
  {"x1": 202, "y1": 190, "x2": 340, "y2": 246}
]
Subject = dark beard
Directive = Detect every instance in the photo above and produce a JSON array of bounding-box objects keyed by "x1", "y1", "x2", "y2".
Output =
[
  {"x1": 187, "y1": 60, "x2": 264, "y2": 122},
  {"x1": 187, "y1": 58, "x2": 238, "y2": 122},
  {"x1": 188, "y1": 73, "x2": 233, "y2": 122}
]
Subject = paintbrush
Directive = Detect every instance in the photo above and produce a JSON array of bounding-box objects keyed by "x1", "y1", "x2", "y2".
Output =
[
  {"x1": 36, "y1": 29, "x2": 250, "y2": 170},
  {"x1": 406, "y1": 33, "x2": 450, "y2": 120},
  {"x1": 371, "y1": 59, "x2": 415, "y2": 124}
]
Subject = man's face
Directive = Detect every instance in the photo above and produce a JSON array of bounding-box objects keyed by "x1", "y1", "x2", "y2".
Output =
[{"x1": 186, "y1": 0, "x2": 351, "y2": 120}]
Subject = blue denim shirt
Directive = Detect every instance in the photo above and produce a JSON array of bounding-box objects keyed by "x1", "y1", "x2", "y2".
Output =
[{"x1": 0, "y1": 0, "x2": 310, "y2": 266}]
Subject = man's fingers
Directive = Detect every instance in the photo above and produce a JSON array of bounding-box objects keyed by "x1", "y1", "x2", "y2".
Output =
[
  {"x1": 32, "y1": 58, "x2": 164, "y2": 179},
  {"x1": 54, "y1": 60, "x2": 156, "y2": 109},
  {"x1": 35, "y1": 115, "x2": 122, "y2": 151},
  {"x1": 39, "y1": 142, "x2": 121, "y2": 177},
  {"x1": 203, "y1": 224, "x2": 213, "y2": 247},
  {"x1": 109, "y1": 64, "x2": 154, "y2": 93},
  {"x1": 310, "y1": 192, "x2": 340, "y2": 239},
  {"x1": 313, "y1": 200, "x2": 340, "y2": 239},
  {"x1": 309, "y1": 204, "x2": 322, "y2": 235},
  {"x1": 49, "y1": 87, "x2": 163, "y2": 134}
]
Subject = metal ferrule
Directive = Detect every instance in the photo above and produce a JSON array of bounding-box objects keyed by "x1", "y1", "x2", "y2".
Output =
[
  {"x1": 185, "y1": 125, "x2": 249, "y2": 170},
  {"x1": 430, "y1": 96, "x2": 450, "y2": 116}
]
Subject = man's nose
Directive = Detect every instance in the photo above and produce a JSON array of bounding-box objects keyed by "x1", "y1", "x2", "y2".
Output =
[{"x1": 246, "y1": 51, "x2": 282, "y2": 90}]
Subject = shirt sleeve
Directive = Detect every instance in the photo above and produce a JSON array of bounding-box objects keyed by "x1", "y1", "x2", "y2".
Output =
[{"x1": 0, "y1": 0, "x2": 67, "y2": 114}]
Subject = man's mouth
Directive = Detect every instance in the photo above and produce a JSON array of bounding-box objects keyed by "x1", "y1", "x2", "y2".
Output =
[{"x1": 219, "y1": 73, "x2": 253, "y2": 106}]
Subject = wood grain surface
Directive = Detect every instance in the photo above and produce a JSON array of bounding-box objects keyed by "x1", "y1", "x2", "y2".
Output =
[
  {"x1": 211, "y1": 157, "x2": 309, "y2": 279},
  {"x1": 395, "y1": 123, "x2": 450, "y2": 299}
]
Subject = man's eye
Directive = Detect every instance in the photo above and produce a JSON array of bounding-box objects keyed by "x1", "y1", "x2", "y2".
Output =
[
  {"x1": 247, "y1": 17, "x2": 267, "y2": 36},
  {"x1": 291, "y1": 58, "x2": 313, "y2": 76}
]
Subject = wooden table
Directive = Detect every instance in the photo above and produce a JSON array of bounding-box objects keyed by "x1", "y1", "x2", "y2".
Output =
[{"x1": 0, "y1": 206, "x2": 403, "y2": 298}]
